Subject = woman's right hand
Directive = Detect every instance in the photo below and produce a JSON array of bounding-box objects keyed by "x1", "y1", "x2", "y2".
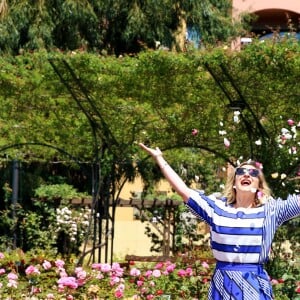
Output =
[
  {"x1": 139, "y1": 143, "x2": 162, "y2": 159},
  {"x1": 139, "y1": 143, "x2": 190, "y2": 202}
]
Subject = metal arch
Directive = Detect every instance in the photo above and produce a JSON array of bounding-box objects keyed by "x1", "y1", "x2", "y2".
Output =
[
  {"x1": 0, "y1": 142, "x2": 86, "y2": 164},
  {"x1": 204, "y1": 62, "x2": 270, "y2": 160},
  {"x1": 48, "y1": 59, "x2": 118, "y2": 147},
  {"x1": 49, "y1": 58, "x2": 119, "y2": 264}
]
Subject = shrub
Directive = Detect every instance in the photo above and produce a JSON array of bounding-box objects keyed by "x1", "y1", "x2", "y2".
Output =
[{"x1": 0, "y1": 249, "x2": 299, "y2": 299}]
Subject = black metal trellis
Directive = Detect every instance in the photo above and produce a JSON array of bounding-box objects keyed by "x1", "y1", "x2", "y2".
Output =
[
  {"x1": 48, "y1": 59, "x2": 272, "y2": 262},
  {"x1": 204, "y1": 63, "x2": 270, "y2": 160},
  {"x1": 49, "y1": 58, "x2": 119, "y2": 264},
  {"x1": 49, "y1": 58, "x2": 188, "y2": 262}
]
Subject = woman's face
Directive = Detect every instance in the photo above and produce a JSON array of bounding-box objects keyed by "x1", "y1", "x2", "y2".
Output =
[{"x1": 234, "y1": 164, "x2": 260, "y2": 193}]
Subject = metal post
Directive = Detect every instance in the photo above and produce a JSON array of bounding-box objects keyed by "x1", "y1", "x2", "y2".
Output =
[{"x1": 12, "y1": 160, "x2": 19, "y2": 249}]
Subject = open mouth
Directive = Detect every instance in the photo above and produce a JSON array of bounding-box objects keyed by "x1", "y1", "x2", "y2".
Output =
[{"x1": 241, "y1": 179, "x2": 251, "y2": 186}]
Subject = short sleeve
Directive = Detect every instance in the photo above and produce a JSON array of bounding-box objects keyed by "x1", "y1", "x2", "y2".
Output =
[{"x1": 185, "y1": 190, "x2": 217, "y2": 226}]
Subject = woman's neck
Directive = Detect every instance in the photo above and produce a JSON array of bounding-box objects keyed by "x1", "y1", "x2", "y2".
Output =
[{"x1": 235, "y1": 192, "x2": 256, "y2": 208}]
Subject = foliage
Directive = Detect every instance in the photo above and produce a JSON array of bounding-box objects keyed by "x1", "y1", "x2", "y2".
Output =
[
  {"x1": 34, "y1": 183, "x2": 90, "y2": 202},
  {"x1": 0, "y1": 42, "x2": 299, "y2": 259},
  {"x1": 0, "y1": 0, "x2": 245, "y2": 54},
  {"x1": 0, "y1": 182, "x2": 91, "y2": 256},
  {"x1": 0, "y1": 44, "x2": 298, "y2": 192},
  {"x1": 0, "y1": 249, "x2": 298, "y2": 299}
]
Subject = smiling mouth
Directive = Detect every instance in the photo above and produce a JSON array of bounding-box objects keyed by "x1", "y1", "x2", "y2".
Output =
[{"x1": 241, "y1": 179, "x2": 251, "y2": 185}]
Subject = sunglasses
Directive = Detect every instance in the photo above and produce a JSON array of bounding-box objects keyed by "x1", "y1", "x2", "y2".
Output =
[{"x1": 235, "y1": 167, "x2": 260, "y2": 178}]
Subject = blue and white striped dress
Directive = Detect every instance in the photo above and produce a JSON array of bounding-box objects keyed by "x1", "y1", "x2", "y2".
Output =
[{"x1": 185, "y1": 190, "x2": 300, "y2": 300}]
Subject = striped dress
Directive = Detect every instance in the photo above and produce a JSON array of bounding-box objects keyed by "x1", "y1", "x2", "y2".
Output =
[{"x1": 185, "y1": 190, "x2": 300, "y2": 300}]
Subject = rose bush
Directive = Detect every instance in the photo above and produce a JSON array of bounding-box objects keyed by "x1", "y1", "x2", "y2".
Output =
[
  {"x1": 0, "y1": 249, "x2": 212, "y2": 299},
  {"x1": 0, "y1": 250, "x2": 299, "y2": 299}
]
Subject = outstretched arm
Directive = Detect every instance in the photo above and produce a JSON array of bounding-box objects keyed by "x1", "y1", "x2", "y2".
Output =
[{"x1": 139, "y1": 143, "x2": 192, "y2": 202}]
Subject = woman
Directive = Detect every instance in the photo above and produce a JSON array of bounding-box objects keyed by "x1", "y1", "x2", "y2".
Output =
[{"x1": 139, "y1": 143, "x2": 300, "y2": 300}]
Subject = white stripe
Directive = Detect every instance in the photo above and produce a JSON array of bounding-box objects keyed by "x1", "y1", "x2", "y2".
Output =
[
  {"x1": 211, "y1": 231, "x2": 262, "y2": 246},
  {"x1": 213, "y1": 213, "x2": 264, "y2": 227},
  {"x1": 231, "y1": 272, "x2": 260, "y2": 299},
  {"x1": 213, "y1": 249, "x2": 260, "y2": 263},
  {"x1": 190, "y1": 190, "x2": 214, "y2": 218},
  {"x1": 216, "y1": 200, "x2": 265, "y2": 213}
]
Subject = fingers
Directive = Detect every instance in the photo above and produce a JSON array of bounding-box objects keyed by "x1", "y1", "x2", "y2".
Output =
[
  {"x1": 139, "y1": 143, "x2": 158, "y2": 154},
  {"x1": 139, "y1": 142, "x2": 151, "y2": 153}
]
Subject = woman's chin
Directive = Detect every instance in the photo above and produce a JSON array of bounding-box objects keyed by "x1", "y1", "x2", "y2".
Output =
[{"x1": 238, "y1": 186, "x2": 257, "y2": 193}]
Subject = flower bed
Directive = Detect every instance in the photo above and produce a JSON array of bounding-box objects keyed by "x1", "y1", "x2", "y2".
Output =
[{"x1": 0, "y1": 250, "x2": 299, "y2": 299}]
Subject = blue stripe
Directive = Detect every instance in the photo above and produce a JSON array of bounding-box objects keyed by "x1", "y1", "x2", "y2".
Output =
[
  {"x1": 214, "y1": 205, "x2": 265, "y2": 219},
  {"x1": 200, "y1": 192, "x2": 266, "y2": 219},
  {"x1": 242, "y1": 272, "x2": 261, "y2": 293},
  {"x1": 223, "y1": 271, "x2": 243, "y2": 300},
  {"x1": 222, "y1": 271, "x2": 233, "y2": 296},
  {"x1": 212, "y1": 241, "x2": 261, "y2": 253},
  {"x1": 185, "y1": 199, "x2": 213, "y2": 224},
  {"x1": 216, "y1": 262, "x2": 263, "y2": 272},
  {"x1": 212, "y1": 225, "x2": 263, "y2": 235},
  {"x1": 209, "y1": 279, "x2": 223, "y2": 299},
  {"x1": 277, "y1": 195, "x2": 300, "y2": 225}
]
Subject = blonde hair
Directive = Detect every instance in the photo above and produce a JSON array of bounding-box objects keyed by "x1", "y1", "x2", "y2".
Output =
[{"x1": 223, "y1": 160, "x2": 272, "y2": 206}]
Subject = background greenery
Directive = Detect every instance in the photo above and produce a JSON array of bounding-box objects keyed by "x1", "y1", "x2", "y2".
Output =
[
  {"x1": 0, "y1": 0, "x2": 246, "y2": 54},
  {"x1": 0, "y1": 1, "x2": 299, "y2": 298}
]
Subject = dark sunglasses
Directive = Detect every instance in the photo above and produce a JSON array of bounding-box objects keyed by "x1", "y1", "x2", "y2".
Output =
[{"x1": 235, "y1": 167, "x2": 260, "y2": 177}]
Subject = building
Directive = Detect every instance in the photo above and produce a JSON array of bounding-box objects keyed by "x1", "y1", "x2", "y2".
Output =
[
  {"x1": 233, "y1": 0, "x2": 300, "y2": 33},
  {"x1": 233, "y1": 0, "x2": 300, "y2": 46}
]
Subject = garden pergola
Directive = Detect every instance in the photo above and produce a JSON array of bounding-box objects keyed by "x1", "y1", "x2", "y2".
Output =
[{"x1": 49, "y1": 58, "x2": 270, "y2": 264}]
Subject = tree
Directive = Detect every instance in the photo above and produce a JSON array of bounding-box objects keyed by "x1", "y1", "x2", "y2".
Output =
[
  {"x1": 0, "y1": 42, "x2": 299, "y2": 195},
  {"x1": 0, "y1": 0, "x2": 246, "y2": 54}
]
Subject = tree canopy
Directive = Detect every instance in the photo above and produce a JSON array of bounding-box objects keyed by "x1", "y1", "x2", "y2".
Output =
[
  {"x1": 0, "y1": 39, "x2": 299, "y2": 199},
  {"x1": 0, "y1": 0, "x2": 245, "y2": 54}
]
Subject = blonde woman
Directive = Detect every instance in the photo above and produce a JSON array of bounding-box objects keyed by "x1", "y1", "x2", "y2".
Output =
[{"x1": 139, "y1": 143, "x2": 300, "y2": 300}]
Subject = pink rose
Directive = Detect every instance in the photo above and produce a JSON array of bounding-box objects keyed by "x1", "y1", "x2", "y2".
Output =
[
  {"x1": 192, "y1": 128, "x2": 198, "y2": 136},
  {"x1": 154, "y1": 262, "x2": 164, "y2": 269},
  {"x1": 152, "y1": 269, "x2": 161, "y2": 278},
  {"x1": 166, "y1": 263, "x2": 176, "y2": 273},
  {"x1": 55, "y1": 259, "x2": 65, "y2": 268},
  {"x1": 130, "y1": 267, "x2": 141, "y2": 277},
  {"x1": 100, "y1": 263, "x2": 111, "y2": 273},
  {"x1": 185, "y1": 267, "x2": 193, "y2": 276},
  {"x1": 144, "y1": 270, "x2": 152, "y2": 277},
  {"x1": 7, "y1": 272, "x2": 18, "y2": 280},
  {"x1": 57, "y1": 276, "x2": 78, "y2": 289},
  {"x1": 177, "y1": 269, "x2": 186, "y2": 277},
  {"x1": 91, "y1": 263, "x2": 102, "y2": 270},
  {"x1": 114, "y1": 289, "x2": 124, "y2": 298},
  {"x1": 110, "y1": 275, "x2": 120, "y2": 286},
  {"x1": 137, "y1": 280, "x2": 144, "y2": 287},
  {"x1": 43, "y1": 260, "x2": 52, "y2": 270}
]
